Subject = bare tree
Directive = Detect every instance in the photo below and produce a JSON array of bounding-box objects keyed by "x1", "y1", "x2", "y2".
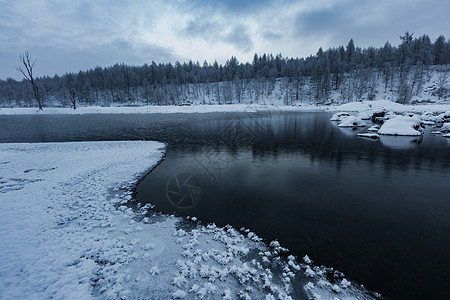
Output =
[
  {"x1": 16, "y1": 51, "x2": 43, "y2": 110},
  {"x1": 64, "y1": 73, "x2": 77, "y2": 109}
]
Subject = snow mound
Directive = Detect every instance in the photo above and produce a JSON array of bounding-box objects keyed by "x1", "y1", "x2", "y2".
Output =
[
  {"x1": 338, "y1": 116, "x2": 366, "y2": 127},
  {"x1": 330, "y1": 112, "x2": 351, "y2": 121},
  {"x1": 440, "y1": 122, "x2": 450, "y2": 133},
  {"x1": 356, "y1": 111, "x2": 372, "y2": 120},
  {"x1": 444, "y1": 133, "x2": 450, "y2": 138},
  {"x1": 378, "y1": 116, "x2": 423, "y2": 136},
  {"x1": 367, "y1": 125, "x2": 380, "y2": 132},
  {"x1": 444, "y1": 110, "x2": 450, "y2": 119}
]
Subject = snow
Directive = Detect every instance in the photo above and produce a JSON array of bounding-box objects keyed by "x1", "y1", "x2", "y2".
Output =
[
  {"x1": 357, "y1": 133, "x2": 379, "y2": 139},
  {"x1": 327, "y1": 100, "x2": 450, "y2": 115},
  {"x1": 378, "y1": 116, "x2": 423, "y2": 136},
  {"x1": 0, "y1": 104, "x2": 319, "y2": 115},
  {"x1": 367, "y1": 125, "x2": 380, "y2": 132},
  {"x1": 1, "y1": 100, "x2": 449, "y2": 117},
  {"x1": 0, "y1": 141, "x2": 375, "y2": 299},
  {"x1": 444, "y1": 133, "x2": 450, "y2": 138},
  {"x1": 356, "y1": 111, "x2": 372, "y2": 120},
  {"x1": 330, "y1": 112, "x2": 351, "y2": 121},
  {"x1": 440, "y1": 122, "x2": 450, "y2": 133},
  {"x1": 338, "y1": 116, "x2": 366, "y2": 127}
]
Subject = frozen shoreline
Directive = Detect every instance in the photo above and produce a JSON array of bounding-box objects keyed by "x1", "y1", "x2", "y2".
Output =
[
  {"x1": 0, "y1": 141, "x2": 376, "y2": 299},
  {"x1": 0, "y1": 100, "x2": 449, "y2": 115}
]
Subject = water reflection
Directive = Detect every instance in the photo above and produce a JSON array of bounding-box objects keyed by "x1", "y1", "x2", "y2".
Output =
[{"x1": 379, "y1": 135, "x2": 423, "y2": 149}]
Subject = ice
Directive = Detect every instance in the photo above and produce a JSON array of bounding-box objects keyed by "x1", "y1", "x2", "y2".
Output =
[
  {"x1": 338, "y1": 116, "x2": 366, "y2": 127},
  {"x1": 378, "y1": 116, "x2": 423, "y2": 136}
]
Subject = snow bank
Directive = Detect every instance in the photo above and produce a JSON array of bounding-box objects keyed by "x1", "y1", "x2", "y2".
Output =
[
  {"x1": 1, "y1": 100, "x2": 449, "y2": 116},
  {"x1": 378, "y1": 116, "x2": 423, "y2": 136},
  {"x1": 327, "y1": 100, "x2": 450, "y2": 115},
  {"x1": 338, "y1": 116, "x2": 366, "y2": 127},
  {"x1": 0, "y1": 141, "x2": 376, "y2": 299},
  {"x1": 0, "y1": 104, "x2": 320, "y2": 115}
]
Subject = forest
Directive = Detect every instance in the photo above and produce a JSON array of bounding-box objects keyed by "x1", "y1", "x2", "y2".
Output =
[{"x1": 1, "y1": 32, "x2": 449, "y2": 109}]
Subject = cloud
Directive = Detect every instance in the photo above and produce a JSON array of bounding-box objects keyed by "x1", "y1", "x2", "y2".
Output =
[
  {"x1": 179, "y1": 0, "x2": 279, "y2": 15},
  {"x1": 261, "y1": 30, "x2": 282, "y2": 41},
  {"x1": 224, "y1": 25, "x2": 254, "y2": 52},
  {"x1": 183, "y1": 18, "x2": 222, "y2": 40},
  {"x1": 0, "y1": 0, "x2": 449, "y2": 79}
]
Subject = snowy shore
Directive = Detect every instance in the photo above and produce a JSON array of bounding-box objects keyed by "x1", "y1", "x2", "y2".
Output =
[
  {"x1": 0, "y1": 100, "x2": 449, "y2": 116},
  {"x1": 0, "y1": 141, "x2": 376, "y2": 299}
]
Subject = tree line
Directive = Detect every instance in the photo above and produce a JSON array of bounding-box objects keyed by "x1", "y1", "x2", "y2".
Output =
[{"x1": 1, "y1": 32, "x2": 449, "y2": 109}]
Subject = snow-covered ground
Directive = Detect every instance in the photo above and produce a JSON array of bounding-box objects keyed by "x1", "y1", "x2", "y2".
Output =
[
  {"x1": 0, "y1": 141, "x2": 376, "y2": 299},
  {"x1": 326, "y1": 100, "x2": 450, "y2": 114},
  {"x1": 0, "y1": 99, "x2": 449, "y2": 116},
  {"x1": 0, "y1": 104, "x2": 319, "y2": 115}
]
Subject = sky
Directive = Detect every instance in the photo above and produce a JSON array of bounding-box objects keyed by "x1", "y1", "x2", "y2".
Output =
[{"x1": 0, "y1": 0, "x2": 449, "y2": 80}]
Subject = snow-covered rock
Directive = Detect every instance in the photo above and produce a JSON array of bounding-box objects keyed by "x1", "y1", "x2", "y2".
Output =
[
  {"x1": 378, "y1": 116, "x2": 424, "y2": 136},
  {"x1": 440, "y1": 122, "x2": 450, "y2": 133},
  {"x1": 356, "y1": 111, "x2": 372, "y2": 120},
  {"x1": 444, "y1": 110, "x2": 450, "y2": 119},
  {"x1": 421, "y1": 111, "x2": 435, "y2": 120},
  {"x1": 330, "y1": 112, "x2": 351, "y2": 121},
  {"x1": 357, "y1": 133, "x2": 379, "y2": 139},
  {"x1": 367, "y1": 125, "x2": 380, "y2": 132},
  {"x1": 338, "y1": 116, "x2": 366, "y2": 127}
]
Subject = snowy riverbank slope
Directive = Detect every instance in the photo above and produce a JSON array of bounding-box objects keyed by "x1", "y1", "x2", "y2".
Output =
[
  {"x1": 0, "y1": 141, "x2": 376, "y2": 299},
  {"x1": 0, "y1": 99, "x2": 449, "y2": 115}
]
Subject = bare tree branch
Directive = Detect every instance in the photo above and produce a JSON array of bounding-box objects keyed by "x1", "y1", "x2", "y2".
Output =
[{"x1": 17, "y1": 51, "x2": 43, "y2": 110}]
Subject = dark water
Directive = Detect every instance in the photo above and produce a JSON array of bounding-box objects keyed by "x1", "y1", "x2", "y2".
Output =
[{"x1": 1, "y1": 112, "x2": 450, "y2": 299}]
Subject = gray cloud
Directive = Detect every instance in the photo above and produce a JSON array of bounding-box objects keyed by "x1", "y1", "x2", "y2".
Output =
[
  {"x1": 180, "y1": 0, "x2": 282, "y2": 15},
  {"x1": 183, "y1": 18, "x2": 222, "y2": 40},
  {"x1": 261, "y1": 30, "x2": 282, "y2": 41},
  {"x1": 1, "y1": 0, "x2": 449, "y2": 79},
  {"x1": 224, "y1": 25, "x2": 254, "y2": 52}
]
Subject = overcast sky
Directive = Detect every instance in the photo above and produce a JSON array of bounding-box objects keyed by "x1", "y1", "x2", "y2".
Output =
[{"x1": 1, "y1": 0, "x2": 449, "y2": 80}]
